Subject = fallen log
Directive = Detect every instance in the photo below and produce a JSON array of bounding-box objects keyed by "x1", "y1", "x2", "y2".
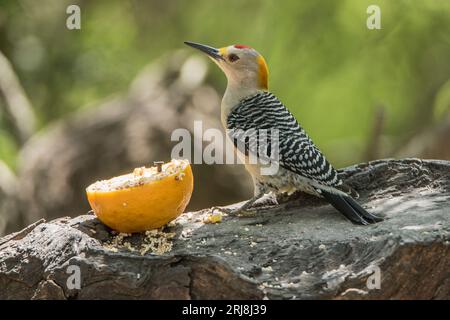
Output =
[{"x1": 0, "y1": 159, "x2": 449, "y2": 299}]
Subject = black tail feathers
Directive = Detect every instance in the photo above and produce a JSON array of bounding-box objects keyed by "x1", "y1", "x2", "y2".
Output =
[{"x1": 321, "y1": 190, "x2": 383, "y2": 225}]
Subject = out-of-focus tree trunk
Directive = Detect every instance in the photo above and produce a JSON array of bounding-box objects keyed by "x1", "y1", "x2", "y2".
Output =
[
  {"x1": 395, "y1": 114, "x2": 450, "y2": 160},
  {"x1": 0, "y1": 160, "x2": 19, "y2": 235},
  {"x1": 0, "y1": 50, "x2": 36, "y2": 145}
]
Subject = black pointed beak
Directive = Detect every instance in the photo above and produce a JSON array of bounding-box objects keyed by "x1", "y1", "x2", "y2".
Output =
[{"x1": 184, "y1": 41, "x2": 224, "y2": 61}]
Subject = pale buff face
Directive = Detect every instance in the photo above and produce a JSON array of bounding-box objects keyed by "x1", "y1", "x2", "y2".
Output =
[
  {"x1": 213, "y1": 45, "x2": 268, "y2": 90},
  {"x1": 184, "y1": 42, "x2": 269, "y2": 90}
]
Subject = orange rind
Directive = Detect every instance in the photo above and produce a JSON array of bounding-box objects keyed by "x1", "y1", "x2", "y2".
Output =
[{"x1": 86, "y1": 159, "x2": 193, "y2": 233}]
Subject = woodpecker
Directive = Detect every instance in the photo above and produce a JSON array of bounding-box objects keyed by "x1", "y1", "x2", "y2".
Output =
[{"x1": 184, "y1": 41, "x2": 383, "y2": 225}]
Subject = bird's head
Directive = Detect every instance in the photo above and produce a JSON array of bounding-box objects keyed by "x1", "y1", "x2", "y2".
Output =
[{"x1": 184, "y1": 41, "x2": 269, "y2": 91}]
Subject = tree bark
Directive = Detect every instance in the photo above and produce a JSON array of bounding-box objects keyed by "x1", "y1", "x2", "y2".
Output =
[{"x1": 0, "y1": 158, "x2": 449, "y2": 299}]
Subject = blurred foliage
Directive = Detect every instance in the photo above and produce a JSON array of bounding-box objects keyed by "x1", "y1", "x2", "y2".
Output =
[{"x1": 0, "y1": 0, "x2": 449, "y2": 169}]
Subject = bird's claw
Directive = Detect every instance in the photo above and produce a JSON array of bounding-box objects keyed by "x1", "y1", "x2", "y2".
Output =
[
  {"x1": 210, "y1": 206, "x2": 258, "y2": 218},
  {"x1": 210, "y1": 206, "x2": 233, "y2": 215}
]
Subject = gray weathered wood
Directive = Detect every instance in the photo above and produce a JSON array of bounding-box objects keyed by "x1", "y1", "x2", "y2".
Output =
[{"x1": 0, "y1": 159, "x2": 449, "y2": 299}]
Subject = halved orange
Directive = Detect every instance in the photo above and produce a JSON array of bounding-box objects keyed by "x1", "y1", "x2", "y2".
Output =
[{"x1": 86, "y1": 159, "x2": 193, "y2": 233}]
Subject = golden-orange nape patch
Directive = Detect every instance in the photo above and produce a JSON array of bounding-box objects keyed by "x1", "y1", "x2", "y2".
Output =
[{"x1": 257, "y1": 55, "x2": 269, "y2": 90}]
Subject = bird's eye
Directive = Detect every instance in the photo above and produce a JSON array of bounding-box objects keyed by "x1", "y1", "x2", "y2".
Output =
[{"x1": 228, "y1": 53, "x2": 240, "y2": 62}]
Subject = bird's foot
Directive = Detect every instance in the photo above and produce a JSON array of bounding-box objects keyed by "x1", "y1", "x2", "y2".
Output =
[
  {"x1": 210, "y1": 206, "x2": 258, "y2": 218},
  {"x1": 210, "y1": 193, "x2": 277, "y2": 218},
  {"x1": 211, "y1": 206, "x2": 258, "y2": 218},
  {"x1": 253, "y1": 192, "x2": 278, "y2": 207},
  {"x1": 210, "y1": 206, "x2": 233, "y2": 215}
]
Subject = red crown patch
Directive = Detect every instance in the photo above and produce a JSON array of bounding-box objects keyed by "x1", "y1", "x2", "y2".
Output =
[{"x1": 234, "y1": 44, "x2": 252, "y2": 49}]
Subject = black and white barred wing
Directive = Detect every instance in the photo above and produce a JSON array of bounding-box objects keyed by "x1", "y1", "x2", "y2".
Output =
[{"x1": 226, "y1": 92, "x2": 342, "y2": 187}]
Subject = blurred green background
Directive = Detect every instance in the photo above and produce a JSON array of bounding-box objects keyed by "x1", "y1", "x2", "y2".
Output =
[{"x1": 0, "y1": 0, "x2": 449, "y2": 168}]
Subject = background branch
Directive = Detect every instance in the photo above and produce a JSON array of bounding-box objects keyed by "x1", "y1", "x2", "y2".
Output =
[{"x1": 0, "y1": 50, "x2": 36, "y2": 145}]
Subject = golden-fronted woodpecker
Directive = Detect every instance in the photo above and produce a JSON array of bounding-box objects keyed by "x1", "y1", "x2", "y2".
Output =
[{"x1": 184, "y1": 41, "x2": 383, "y2": 225}]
